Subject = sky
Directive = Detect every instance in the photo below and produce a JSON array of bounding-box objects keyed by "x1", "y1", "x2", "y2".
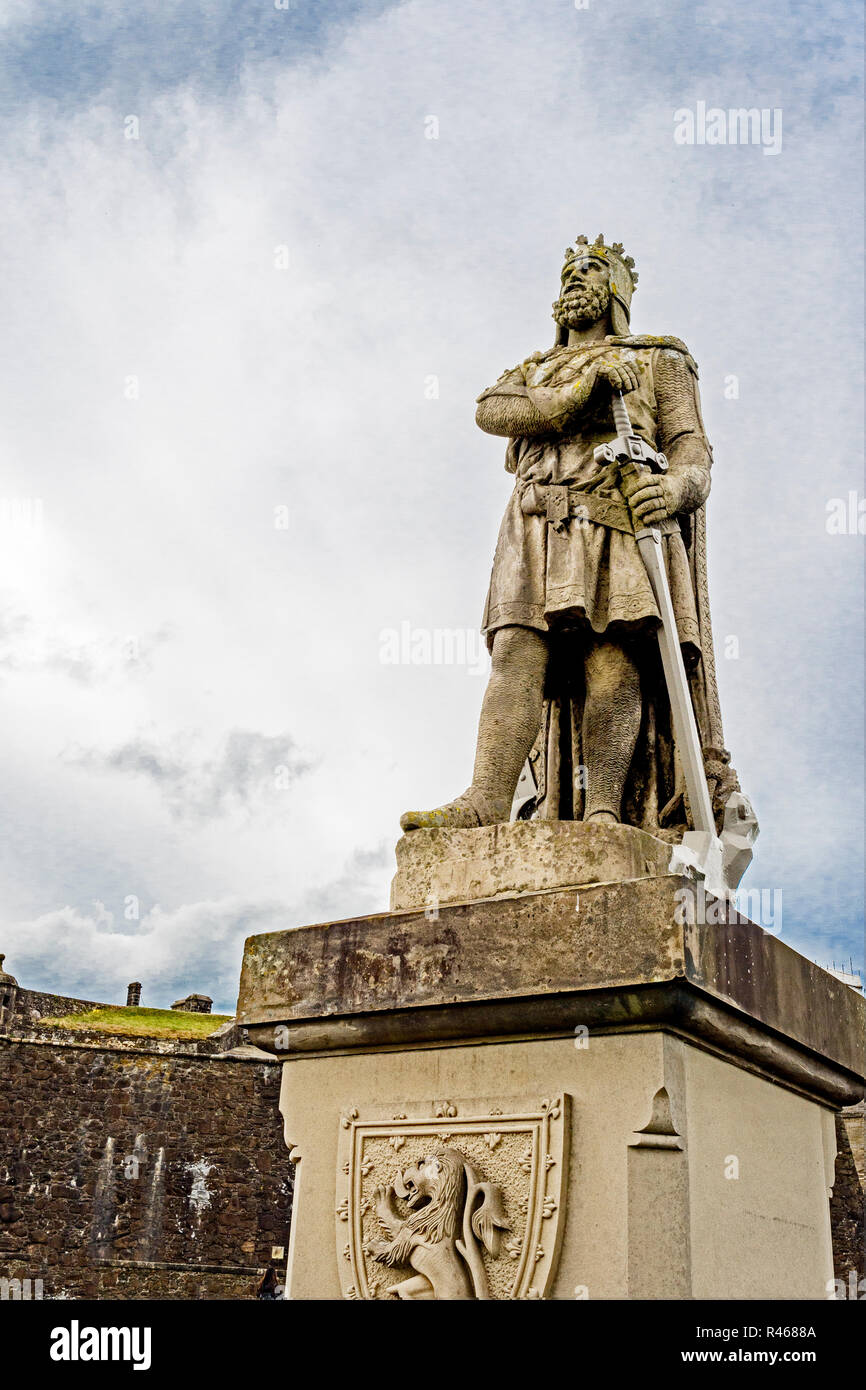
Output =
[{"x1": 0, "y1": 0, "x2": 862, "y2": 1011}]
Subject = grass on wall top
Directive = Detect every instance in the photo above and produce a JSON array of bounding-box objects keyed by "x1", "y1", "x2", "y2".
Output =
[{"x1": 38, "y1": 1005, "x2": 233, "y2": 1040}]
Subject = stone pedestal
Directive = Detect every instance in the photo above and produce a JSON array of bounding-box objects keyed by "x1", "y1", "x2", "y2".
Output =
[
  {"x1": 236, "y1": 825, "x2": 865, "y2": 1301},
  {"x1": 389, "y1": 820, "x2": 675, "y2": 912}
]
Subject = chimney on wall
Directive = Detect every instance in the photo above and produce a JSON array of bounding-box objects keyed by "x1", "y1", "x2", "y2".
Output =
[{"x1": 126, "y1": 982, "x2": 142, "y2": 1007}]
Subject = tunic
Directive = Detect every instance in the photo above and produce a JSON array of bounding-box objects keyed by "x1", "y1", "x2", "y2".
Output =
[{"x1": 479, "y1": 340, "x2": 708, "y2": 655}]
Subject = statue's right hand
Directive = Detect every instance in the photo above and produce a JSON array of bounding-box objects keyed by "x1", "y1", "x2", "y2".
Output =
[{"x1": 595, "y1": 358, "x2": 640, "y2": 394}]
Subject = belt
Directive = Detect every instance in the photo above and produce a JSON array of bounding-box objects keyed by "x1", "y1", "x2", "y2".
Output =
[{"x1": 519, "y1": 482, "x2": 679, "y2": 537}]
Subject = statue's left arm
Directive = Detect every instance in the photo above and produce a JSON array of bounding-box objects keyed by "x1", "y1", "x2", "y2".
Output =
[
  {"x1": 655, "y1": 348, "x2": 712, "y2": 513},
  {"x1": 622, "y1": 347, "x2": 712, "y2": 526}
]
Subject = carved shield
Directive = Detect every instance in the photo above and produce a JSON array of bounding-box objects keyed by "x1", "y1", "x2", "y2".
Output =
[{"x1": 335, "y1": 1095, "x2": 570, "y2": 1300}]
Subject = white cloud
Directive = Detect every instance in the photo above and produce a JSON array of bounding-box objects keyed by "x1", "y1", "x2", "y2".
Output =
[
  {"x1": 6, "y1": 831, "x2": 393, "y2": 1012},
  {"x1": 0, "y1": 0, "x2": 861, "y2": 1000},
  {"x1": 65, "y1": 728, "x2": 313, "y2": 820}
]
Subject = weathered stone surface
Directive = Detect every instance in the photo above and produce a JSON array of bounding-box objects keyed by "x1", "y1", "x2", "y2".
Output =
[
  {"x1": 239, "y1": 876, "x2": 681, "y2": 1025},
  {"x1": 6, "y1": 985, "x2": 112, "y2": 1027},
  {"x1": 389, "y1": 820, "x2": 673, "y2": 911},
  {"x1": 237, "y1": 875, "x2": 865, "y2": 1106},
  {"x1": 830, "y1": 1102, "x2": 865, "y2": 1289},
  {"x1": 0, "y1": 1031, "x2": 291, "y2": 1300}
]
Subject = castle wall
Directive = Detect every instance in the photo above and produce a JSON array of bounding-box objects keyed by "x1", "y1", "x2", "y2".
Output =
[
  {"x1": 830, "y1": 1103, "x2": 865, "y2": 1289},
  {"x1": 0, "y1": 1030, "x2": 292, "y2": 1300}
]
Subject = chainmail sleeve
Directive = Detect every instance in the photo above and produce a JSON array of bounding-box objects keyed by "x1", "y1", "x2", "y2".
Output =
[
  {"x1": 654, "y1": 347, "x2": 712, "y2": 515},
  {"x1": 475, "y1": 366, "x2": 564, "y2": 442}
]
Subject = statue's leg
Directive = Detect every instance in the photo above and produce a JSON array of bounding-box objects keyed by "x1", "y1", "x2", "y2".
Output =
[
  {"x1": 471, "y1": 625, "x2": 548, "y2": 818},
  {"x1": 581, "y1": 634, "x2": 642, "y2": 824},
  {"x1": 400, "y1": 626, "x2": 547, "y2": 831}
]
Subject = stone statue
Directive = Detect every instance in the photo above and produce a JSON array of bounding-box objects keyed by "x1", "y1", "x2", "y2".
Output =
[{"x1": 401, "y1": 234, "x2": 750, "y2": 843}]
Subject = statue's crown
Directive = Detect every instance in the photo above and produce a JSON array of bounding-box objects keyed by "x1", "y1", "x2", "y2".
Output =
[{"x1": 561, "y1": 234, "x2": 638, "y2": 285}]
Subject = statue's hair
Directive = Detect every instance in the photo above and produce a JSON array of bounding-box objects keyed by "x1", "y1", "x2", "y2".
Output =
[{"x1": 383, "y1": 1149, "x2": 466, "y2": 1266}]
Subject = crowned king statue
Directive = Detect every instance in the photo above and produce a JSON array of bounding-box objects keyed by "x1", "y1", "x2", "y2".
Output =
[{"x1": 401, "y1": 235, "x2": 755, "y2": 861}]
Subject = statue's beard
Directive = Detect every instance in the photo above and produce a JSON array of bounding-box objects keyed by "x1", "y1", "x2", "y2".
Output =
[{"x1": 552, "y1": 281, "x2": 611, "y2": 330}]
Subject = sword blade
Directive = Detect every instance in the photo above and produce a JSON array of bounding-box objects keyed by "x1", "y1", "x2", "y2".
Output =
[{"x1": 635, "y1": 526, "x2": 716, "y2": 837}]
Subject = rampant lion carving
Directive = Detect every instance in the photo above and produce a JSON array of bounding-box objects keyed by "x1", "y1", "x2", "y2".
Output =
[{"x1": 366, "y1": 1146, "x2": 510, "y2": 1299}]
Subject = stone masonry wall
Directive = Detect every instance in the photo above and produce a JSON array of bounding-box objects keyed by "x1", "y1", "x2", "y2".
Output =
[
  {"x1": 830, "y1": 1104, "x2": 865, "y2": 1290},
  {"x1": 0, "y1": 1032, "x2": 292, "y2": 1300},
  {"x1": 0, "y1": 986, "x2": 112, "y2": 1033},
  {"x1": 14, "y1": 987, "x2": 112, "y2": 1022}
]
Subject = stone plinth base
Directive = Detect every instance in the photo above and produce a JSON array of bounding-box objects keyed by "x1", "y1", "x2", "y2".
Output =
[
  {"x1": 237, "y1": 845, "x2": 865, "y2": 1301},
  {"x1": 389, "y1": 821, "x2": 674, "y2": 911}
]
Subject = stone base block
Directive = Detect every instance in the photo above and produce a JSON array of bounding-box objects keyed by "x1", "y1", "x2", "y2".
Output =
[
  {"x1": 237, "y1": 867, "x2": 865, "y2": 1301},
  {"x1": 389, "y1": 820, "x2": 674, "y2": 911},
  {"x1": 279, "y1": 1031, "x2": 839, "y2": 1300}
]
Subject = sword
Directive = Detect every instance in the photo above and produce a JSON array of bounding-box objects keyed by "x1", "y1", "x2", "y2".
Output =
[{"x1": 594, "y1": 392, "x2": 725, "y2": 892}]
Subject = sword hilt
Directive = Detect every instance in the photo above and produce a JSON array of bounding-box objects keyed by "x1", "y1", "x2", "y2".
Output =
[{"x1": 593, "y1": 388, "x2": 669, "y2": 474}]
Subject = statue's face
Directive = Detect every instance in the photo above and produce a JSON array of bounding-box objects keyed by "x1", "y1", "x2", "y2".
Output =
[{"x1": 553, "y1": 255, "x2": 611, "y2": 330}]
